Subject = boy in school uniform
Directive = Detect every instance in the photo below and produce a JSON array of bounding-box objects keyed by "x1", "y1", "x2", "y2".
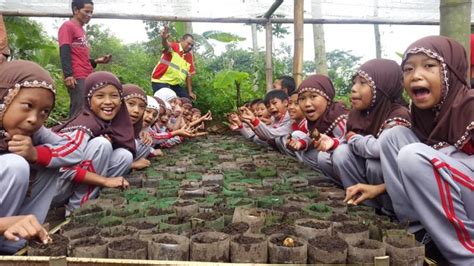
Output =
[{"x1": 240, "y1": 90, "x2": 293, "y2": 144}]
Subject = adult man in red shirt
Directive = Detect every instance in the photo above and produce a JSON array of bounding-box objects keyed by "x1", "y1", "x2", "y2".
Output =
[
  {"x1": 0, "y1": 14, "x2": 9, "y2": 64},
  {"x1": 151, "y1": 27, "x2": 196, "y2": 100},
  {"x1": 58, "y1": 0, "x2": 111, "y2": 117}
]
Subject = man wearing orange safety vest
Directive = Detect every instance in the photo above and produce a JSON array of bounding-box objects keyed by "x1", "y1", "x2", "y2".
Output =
[{"x1": 151, "y1": 26, "x2": 196, "y2": 100}]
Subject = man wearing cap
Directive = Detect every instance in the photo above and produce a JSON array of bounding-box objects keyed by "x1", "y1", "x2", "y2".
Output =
[{"x1": 151, "y1": 26, "x2": 196, "y2": 100}]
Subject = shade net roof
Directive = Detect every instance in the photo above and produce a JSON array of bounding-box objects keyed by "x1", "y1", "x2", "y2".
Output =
[{"x1": 1, "y1": 0, "x2": 472, "y2": 23}]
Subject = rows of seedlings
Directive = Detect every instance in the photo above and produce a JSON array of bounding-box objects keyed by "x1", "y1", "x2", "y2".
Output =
[{"x1": 30, "y1": 135, "x2": 425, "y2": 264}]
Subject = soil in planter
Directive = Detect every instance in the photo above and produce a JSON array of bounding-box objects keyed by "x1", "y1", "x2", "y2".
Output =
[
  {"x1": 147, "y1": 207, "x2": 174, "y2": 216},
  {"x1": 127, "y1": 221, "x2": 156, "y2": 230},
  {"x1": 28, "y1": 234, "x2": 69, "y2": 256},
  {"x1": 196, "y1": 212, "x2": 220, "y2": 221},
  {"x1": 222, "y1": 222, "x2": 249, "y2": 235},
  {"x1": 186, "y1": 227, "x2": 214, "y2": 237},
  {"x1": 69, "y1": 227, "x2": 100, "y2": 240},
  {"x1": 173, "y1": 201, "x2": 195, "y2": 207},
  {"x1": 193, "y1": 234, "x2": 226, "y2": 244},
  {"x1": 154, "y1": 236, "x2": 179, "y2": 244},
  {"x1": 233, "y1": 235, "x2": 263, "y2": 245},
  {"x1": 353, "y1": 239, "x2": 382, "y2": 249},
  {"x1": 262, "y1": 224, "x2": 296, "y2": 236},
  {"x1": 166, "y1": 216, "x2": 189, "y2": 225},
  {"x1": 73, "y1": 236, "x2": 106, "y2": 247},
  {"x1": 299, "y1": 221, "x2": 330, "y2": 229},
  {"x1": 270, "y1": 235, "x2": 304, "y2": 247},
  {"x1": 75, "y1": 206, "x2": 103, "y2": 215},
  {"x1": 109, "y1": 238, "x2": 148, "y2": 251},
  {"x1": 337, "y1": 223, "x2": 368, "y2": 233},
  {"x1": 309, "y1": 235, "x2": 347, "y2": 252},
  {"x1": 101, "y1": 227, "x2": 136, "y2": 238}
]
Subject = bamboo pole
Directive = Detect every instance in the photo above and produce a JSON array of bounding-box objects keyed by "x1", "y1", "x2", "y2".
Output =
[
  {"x1": 440, "y1": 0, "x2": 472, "y2": 81},
  {"x1": 0, "y1": 11, "x2": 462, "y2": 25},
  {"x1": 312, "y1": 0, "x2": 328, "y2": 75},
  {"x1": 251, "y1": 24, "x2": 258, "y2": 56},
  {"x1": 374, "y1": 0, "x2": 382, "y2": 59},
  {"x1": 293, "y1": 0, "x2": 304, "y2": 87},
  {"x1": 265, "y1": 21, "x2": 273, "y2": 92}
]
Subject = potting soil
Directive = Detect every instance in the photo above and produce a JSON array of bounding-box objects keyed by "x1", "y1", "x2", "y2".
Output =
[
  {"x1": 309, "y1": 235, "x2": 348, "y2": 252},
  {"x1": 42, "y1": 134, "x2": 412, "y2": 262}
]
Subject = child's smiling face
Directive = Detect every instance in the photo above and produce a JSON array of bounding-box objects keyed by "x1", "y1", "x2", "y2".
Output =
[
  {"x1": 90, "y1": 85, "x2": 122, "y2": 122},
  {"x1": 402, "y1": 53, "x2": 442, "y2": 109}
]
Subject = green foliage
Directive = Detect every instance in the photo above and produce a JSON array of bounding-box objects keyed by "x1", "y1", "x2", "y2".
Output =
[
  {"x1": 4, "y1": 16, "x2": 361, "y2": 123},
  {"x1": 327, "y1": 49, "x2": 362, "y2": 96}
]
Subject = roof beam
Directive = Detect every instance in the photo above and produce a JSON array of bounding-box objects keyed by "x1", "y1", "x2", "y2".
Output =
[
  {"x1": 264, "y1": 0, "x2": 284, "y2": 19},
  {"x1": 0, "y1": 11, "x2": 458, "y2": 25}
]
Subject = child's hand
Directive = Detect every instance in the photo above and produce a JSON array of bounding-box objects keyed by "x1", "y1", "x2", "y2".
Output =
[
  {"x1": 131, "y1": 158, "x2": 151, "y2": 170},
  {"x1": 312, "y1": 133, "x2": 334, "y2": 152},
  {"x1": 139, "y1": 131, "x2": 153, "y2": 146},
  {"x1": 346, "y1": 131, "x2": 357, "y2": 141},
  {"x1": 287, "y1": 137, "x2": 304, "y2": 151},
  {"x1": 152, "y1": 148, "x2": 164, "y2": 157},
  {"x1": 241, "y1": 107, "x2": 256, "y2": 123},
  {"x1": 344, "y1": 183, "x2": 386, "y2": 205},
  {"x1": 201, "y1": 111, "x2": 212, "y2": 121},
  {"x1": 3, "y1": 215, "x2": 49, "y2": 243},
  {"x1": 8, "y1": 135, "x2": 37, "y2": 163},
  {"x1": 105, "y1": 176, "x2": 130, "y2": 190}
]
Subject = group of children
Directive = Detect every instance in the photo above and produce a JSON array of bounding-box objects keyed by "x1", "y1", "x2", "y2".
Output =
[
  {"x1": 228, "y1": 36, "x2": 473, "y2": 264},
  {"x1": 0, "y1": 62, "x2": 210, "y2": 253}
]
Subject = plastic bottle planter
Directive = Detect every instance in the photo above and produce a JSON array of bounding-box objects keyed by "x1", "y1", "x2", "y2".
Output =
[
  {"x1": 308, "y1": 235, "x2": 348, "y2": 264},
  {"x1": 97, "y1": 216, "x2": 124, "y2": 228},
  {"x1": 230, "y1": 234, "x2": 268, "y2": 263},
  {"x1": 108, "y1": 238, "x2": 148, "y2": 259},
  {"x1": 256, "y1": 167, "x2": 277, "y2": 178},
  {"x1": 172, "y1": 200, "x2": 199, "y2": 218},
  {"x1": 99, "y1": 225, "x2": 139, "y2": 243},
  {"x1": 69, "y1": 236, "x2": 108, "y2": 258},
  {"x1": 72, "y1": 205, "x2": 107, "y2": 223},
  {"x1": 333, "y1": 222, "x2": 370, "y2": 243},
  {"x1": 232, "y1": 207, "x2": 266, "y2": 234},
  {"x1": 347, "y1": 238, "x2": 386, "y2": 264},
  {"x1": 267, "y1": 234, "x2": 308, "y2": 264},
  {"x1": 160, "y1": 216, "x2": 192, "y2": 234},
  {"x1": 191, "y1": 212, "x2": 225, "y2": 231},
  {"x1": 222, "y1": 222, "x2": 251, "y2": 236},
  {"x1": 190, "y1": 232, "x2": 230, "y2": 262},
  {"x1": 284, "y1": 194, "x2": 312, "y2": 209},
  {"x1": 383, "y1": 234, "x2": 425, "y2": 266},
  {"x1": 148, "y1": 233, "x2": 190, "y2": 261},
  {"x1": 294, "y1": 218, "x2": 333, "y2": 240}
]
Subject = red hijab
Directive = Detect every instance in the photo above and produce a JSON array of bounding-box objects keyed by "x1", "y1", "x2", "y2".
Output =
[{"x1": 54, "y1": 71, "x2": 136, "y2": 155}]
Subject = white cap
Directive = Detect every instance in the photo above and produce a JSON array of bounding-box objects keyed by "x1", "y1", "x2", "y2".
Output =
[
  {"x1": 146, "y1": 96, "x2": 160, "y2": 112},
  {"x1": 154, "y1": 87, "x2": 177, "y2": 103}
]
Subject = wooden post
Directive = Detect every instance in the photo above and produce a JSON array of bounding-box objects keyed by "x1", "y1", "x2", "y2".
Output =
[
  {"x1": 311, "y1": 0, "x2": 328, "y2": 75},
  {"x1": 374, "y1": 0, "x2": 382, "y2": 58},
  {"x1": 251, "y1": 23, "x2": 258, "y2": 56},
  {"x1": 293, "y1": 0, "x2": 304, "y2": 87},
  {"x1": 440, "y1": 0, "x2": 472, "y2": 81},
  {"x1": 265, "y1": 21, "x2": 273, "y2": 92}
]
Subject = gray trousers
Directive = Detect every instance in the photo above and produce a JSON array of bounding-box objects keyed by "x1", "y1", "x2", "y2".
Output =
[
  {"x1": 332, "y1": 143, "x2": 393, "y2": 211},
  {"x1": 135, "y1": 139, "x2": 151, "y2": 161},
  {"x1": 67, "y1": 78, "x2": 85, "y2": 118},
  {"x1": 53, "y1": 137, "x2": 133, "y2": 211},
  {"x1": 380, "y1": 126, "x2": 474, "y2": 264},
  {"x1": 317, "y1": 151, "x2": 343, "y2": 187},
  {"x1": 0, "y1": 155, "x2": 60, "y2": 253}
]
